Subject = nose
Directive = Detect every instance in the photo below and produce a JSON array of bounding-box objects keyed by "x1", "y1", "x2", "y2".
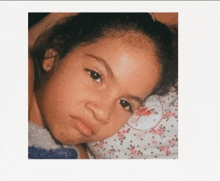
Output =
[{"x1": 85, "y1": 101, "x2": 113, "y2": 125}]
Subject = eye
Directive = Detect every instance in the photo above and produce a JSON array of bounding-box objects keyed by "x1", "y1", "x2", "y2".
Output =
[
  {"x1": 85, "y1": 69, "x2": 102, "y2": 83},
  {"x1": 120, "y1": 99, "x2": 133, "y2": 113}
]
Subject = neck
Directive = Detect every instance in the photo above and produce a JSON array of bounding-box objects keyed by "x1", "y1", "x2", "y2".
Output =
[{"x1": 29, "y1": 93, "x2": 45, "y2": 127}]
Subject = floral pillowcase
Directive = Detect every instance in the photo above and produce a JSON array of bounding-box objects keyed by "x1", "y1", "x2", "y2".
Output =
[{"x1": 87, "y1": 86, "x2": 178, "y2": 159}]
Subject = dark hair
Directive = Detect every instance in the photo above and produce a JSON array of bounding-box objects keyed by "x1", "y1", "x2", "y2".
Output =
[{"x1": 30, "y1": 13, "x2": 178, "y2": 95}]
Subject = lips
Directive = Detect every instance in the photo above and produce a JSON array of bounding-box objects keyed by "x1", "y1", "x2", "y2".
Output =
[{"x1": 70, "y1": 116, "x2": 96, "y2": 136}]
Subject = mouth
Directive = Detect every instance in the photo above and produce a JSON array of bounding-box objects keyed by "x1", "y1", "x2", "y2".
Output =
[{"x1": 70, "y1": 116, "x2": 95, "y2": 137}]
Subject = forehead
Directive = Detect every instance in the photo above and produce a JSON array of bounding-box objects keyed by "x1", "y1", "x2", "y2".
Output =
[
  {"x1": 71, "y1": 33, "x2": 161, "y2": 97},
  {"x1": 103, "y1": 29, "x2": 155, "y2": 49}
]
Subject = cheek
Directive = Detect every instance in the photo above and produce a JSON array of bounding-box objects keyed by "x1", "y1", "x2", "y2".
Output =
[{"x1": 50, "y1": 123, "x2": 84, "y2": 145}]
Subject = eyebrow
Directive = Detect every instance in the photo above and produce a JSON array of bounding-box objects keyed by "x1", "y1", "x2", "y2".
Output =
[
  {"x1": 85, "y1": 53, "x2": 144, "y2": 106},
  {"x1": 85, "y1": 54, "x2": 114, "y2": 78}
]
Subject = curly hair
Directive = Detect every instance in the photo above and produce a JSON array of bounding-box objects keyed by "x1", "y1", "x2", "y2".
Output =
[{"x1": 30, "y1": 13, "x2": 178, "y2": 96}]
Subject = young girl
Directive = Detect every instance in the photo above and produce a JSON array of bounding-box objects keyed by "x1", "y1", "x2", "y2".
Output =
[{"x1": 28, "y1": 13, "x2": 178, "y2": 159}]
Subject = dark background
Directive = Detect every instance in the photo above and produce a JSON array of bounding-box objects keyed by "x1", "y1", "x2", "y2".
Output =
[{"x1": 28, "y1": 13, "x2": 50, "y2": 29}]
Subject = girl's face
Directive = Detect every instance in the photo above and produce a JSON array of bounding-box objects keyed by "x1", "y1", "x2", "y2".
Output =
[{"x1": 37, "y1": 33, "x2": 161, "y2": 145}]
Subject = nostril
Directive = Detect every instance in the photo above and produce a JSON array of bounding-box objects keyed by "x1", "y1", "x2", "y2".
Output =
[
  {"x1": 85, "y1": 102, "x2": 95, "y2": 115},
  {"x1": 85, "y1": 102, "x2": 109, "y2": 125},
  {"x1": 95, "y1": 110, "x2": 108, "y2": 125}
]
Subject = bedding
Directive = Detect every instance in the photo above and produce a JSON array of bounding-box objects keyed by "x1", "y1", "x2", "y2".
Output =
[
  {"x1": 87, "y1": 86, "x2": 178, "y2": 159},
  {"x1": 28, "y1": 122, "x2": 79, "y2": 159}
]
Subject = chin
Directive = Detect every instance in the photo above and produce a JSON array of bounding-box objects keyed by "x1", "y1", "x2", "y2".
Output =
[{"x1": 53, "y1": 129, "x2": 85, "y2": 145}]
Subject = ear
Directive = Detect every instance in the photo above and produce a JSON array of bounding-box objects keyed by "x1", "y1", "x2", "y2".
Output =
[{"x1": 42, "y1": 49, "x2": 58, "y2": 72}]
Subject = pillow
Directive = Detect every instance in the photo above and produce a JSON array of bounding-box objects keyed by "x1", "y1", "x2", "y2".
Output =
[{"x1": 87, "y1": 86, "x2": 178, "y2": 159}]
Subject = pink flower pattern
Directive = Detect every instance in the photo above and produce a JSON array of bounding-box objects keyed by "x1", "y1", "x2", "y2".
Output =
[
  {"x1": 97, "y1": 141, "x2": 104, "y2": 148},
  {"x1": 168, "y1": 139, "x2": 174, "y2": 144},
  {"x1": 117, "y1": 129, "x2": 127, "y2": 140},
  {"x1": 117, "y1": 133, "x2": 125, "y2": 139},
  {"x1": 129, "y1": 147, "x2": 138, "y2": 157},
  {"x1": 151, "y1": 140, "x2": 158, "y2": 145},
  {"x1": 135, "y1": 106, "x2": 156, "y2": 116},
  {"x1": 165, "y1": 112, "x2": 176, "y2": 117},
  {"x1": 108, "y1": 150, "x2": 115, "y2": 155},
  {"x1": 168, "y1": 139, "x2": 178, "y2": 145},
  {"x1": 137, "y1": 131, "x2": 145, "y2": 139},
  {"x1": 160, "y1": 146, "x2": 171, "y2": 155},
  {"x1": 151, "y1": 128, "x2": 164, "y2": 135}
]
